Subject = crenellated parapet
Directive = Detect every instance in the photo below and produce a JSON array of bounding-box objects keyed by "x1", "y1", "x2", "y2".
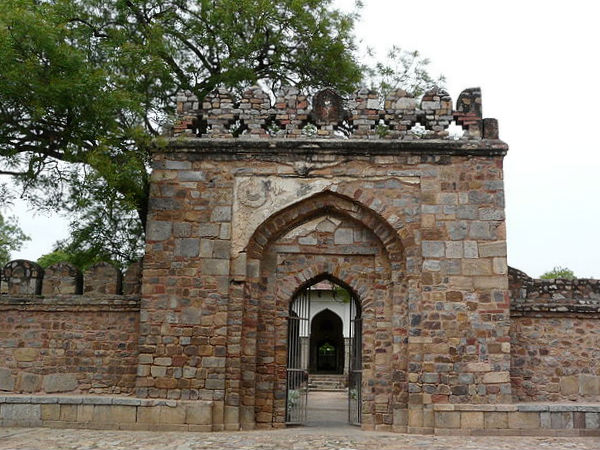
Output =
[
  {"x1": 508, "y1": 266, "x2": 600, "y2": 316},
  {"x1": 172, "y1": 85, "x2": 500, "y2": 141},
  {"x1": 0, "y1": 259, "x2": 142, "y2": 297}
]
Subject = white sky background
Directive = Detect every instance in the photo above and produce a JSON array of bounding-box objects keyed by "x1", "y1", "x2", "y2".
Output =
[{"x1": 5, "y1": 0, "x2": 600, "y2": 278}]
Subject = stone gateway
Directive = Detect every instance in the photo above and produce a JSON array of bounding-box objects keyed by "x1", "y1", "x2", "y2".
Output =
[{"x1": 1, "y1": 86, "x2": 599, "y2": 435}]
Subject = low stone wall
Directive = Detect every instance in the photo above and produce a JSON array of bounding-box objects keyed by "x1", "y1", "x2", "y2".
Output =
[
  {"x1": 508, "y1": 267, "x2": 600, "y2": 403},
  {"x1": 0, "y1": 395, "x2": 214, "y2": 431},
  {"x1": 432, "y1": 403, "x2": 600, "y2": 436},
  {"x1": 0, "y1": 296, "x2": 139, "y2": 395}
]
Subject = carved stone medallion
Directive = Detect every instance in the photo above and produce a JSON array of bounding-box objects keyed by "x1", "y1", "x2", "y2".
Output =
[{"x1": 237, "y1": 178, "x2": 268, "y2": 208}]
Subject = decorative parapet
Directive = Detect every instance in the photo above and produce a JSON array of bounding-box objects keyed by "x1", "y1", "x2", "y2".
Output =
[
  {"x1": 172, "y1": 85, "x2": 501, "y2": 141},
  {"x1": 0, "y1": 259, "x2": 142, "y2": 298},
  {"x1": 508, "y1": 266, "x2": 600, "y2": 316}
]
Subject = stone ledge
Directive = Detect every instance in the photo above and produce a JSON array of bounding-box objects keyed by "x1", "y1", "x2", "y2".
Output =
[
  {"x1": 0, "y1": 295, "x2": 140, "y2": 312},
  {"x1": 158, "y1": 137, "x2": 509, "y2": 156}
]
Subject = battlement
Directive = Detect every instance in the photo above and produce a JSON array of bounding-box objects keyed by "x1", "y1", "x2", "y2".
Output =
[
  {"x1": 173, "y1": 86, "x2": 501, "y2": 141},
  {"x1": 0, "y1": 259, "x2": 142, "y2": 297}
]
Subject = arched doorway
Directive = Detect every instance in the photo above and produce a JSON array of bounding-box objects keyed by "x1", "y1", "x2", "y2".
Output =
[
  {"x1": 310, "y1": 309, "x2": 344, "y2": 374},
  {"x1": 286, "y1": 277, "x2": 362, "y2": 426}
]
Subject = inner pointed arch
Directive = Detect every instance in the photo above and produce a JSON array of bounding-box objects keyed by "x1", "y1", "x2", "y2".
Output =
[{"x1": 246, "y1": 190, "x2": 403, "y2": 261}]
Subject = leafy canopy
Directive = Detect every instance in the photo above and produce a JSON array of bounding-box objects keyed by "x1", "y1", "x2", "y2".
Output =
[
  {"x1": 1, "y1": 0, "x2": 442, "y2": 266},
  {"x1": 540, "y1": 266, "x2": 576, "y2": 280},
  {"x1": 0, "y1": 213, "x2": 30, "y2": 267}
]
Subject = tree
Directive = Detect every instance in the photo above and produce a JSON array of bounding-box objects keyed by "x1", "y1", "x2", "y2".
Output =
[
  {"x1": 1, "y1": 0, "x2": 441, "y2": 265},
  {"x1": 0, "y1": 213, "x2": 29, "y2": 267},
  {"x1": 540, "y1": 266, "x2": 576, "y2": 280}
]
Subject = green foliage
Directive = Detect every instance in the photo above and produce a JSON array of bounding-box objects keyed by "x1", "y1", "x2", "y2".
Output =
[
  {"x1": 540, "y1": 266, "x2": 576, "y2": 280},
  {"x1": 37, "y1": 249, "x2": 74, "y2": 268},
  {"x1": 365, "y1": 45, "x2": 445, "y2": 97},
  {"x1": 333, "y1": 285, "x2": 351, "y2": 303},
  {"x1": 0, "y1": 213, "x2": 29, "y2": 267},
  {"x1": 0, "y1": 0, "x2": 441, "y2": 264}
]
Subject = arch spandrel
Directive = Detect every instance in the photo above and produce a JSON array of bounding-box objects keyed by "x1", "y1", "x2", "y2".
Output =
[{"x1": 245, "y1": 190, "x2": 404, "y2": 263}]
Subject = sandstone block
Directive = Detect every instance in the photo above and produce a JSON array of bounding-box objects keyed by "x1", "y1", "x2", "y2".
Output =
[
  {"x1": 462, "y1": 259, "x2": 492, "y2": 275},
  {"x1": 393, "y1": 408, "x2": 408, "y2": 426},
  {"x1": 146, "y1": 221, "x2": 172, "y2": 241},
  {"x1": 211, "y1": 206, "x2": 232, "y2": 222},
  {"x1": 14, "y1": 348, "x2": 39, "y2": 362},
  {"x1": 93, "y1": 405, "x2": 136, "y2": 424},
  {"x1": 580, "y1": 374, "x2": 600, "y2": 396},
  {"x1": 43, "y1": 373, "x2": 78, "y2": 393},
  {"x1": 161, "y1": 405, "x2": 186, "y2": 424},
  {"x1": 59, "y1": 404, "x2": 78, "y2": 422},
  {"x1": 508, "y1": 412, "x2": 540, "y2": 429},
  {"x1": 482, "y1": 371, "x2": 510, "y2": 384},
  {"x1": 137, "y1": 406, "x2": 161, "y2": 424},
  {"x1": 0, "y1": 368, "x2": 15, "y2": 391},
  {"x1": 484, "y1": 412, "x2": 508, "y2": 429},
  {"x1": 461, "y1": 411, "x2": 483, "y2": 429},
  {"x1": 422, "y1": 241, "x2": 445, "y2": 258},
  {"x1": 175, "y1": 238, "x2": 200, "y2": 257},
  {"x1": 408, "y1": 408, "x2": 423, "y2": 427},
  {"x1": 465, "y1": 362, "x2": 491, "y2": 372},
  {"x1": 464, "y1": 241, "x2": 478, "y2": 258},
  {"x1": 1, "y1": 403, "x2": 41, "y2": 421},
  {"x1": 41, "y1": 404, "x2": 60, "y2": 421},
  {"x1": 436, "y1": 411, "x2": 460, "y2": 428},
  {"x1": 478, "y1": 241, "x2": 506, "y2": 257},
  {"x1": 560, "y1": 376, "x2": 579, "y2": 396},
  {"x1": 154, "y1": 357, "x2": 172, "y2": 366},
  {"x1": 16, "y1": 372, "x2": 42, "y2": 392},
  {"x1": 551, "y1": 412, "x2": 573, "y2": 429},
  {"x1": 77, "y1": 404, "x2": 94, "y2": 422},
  {"x1": 445, "y1": 241, "x2": 463, "y2": 258},
  {"x1": 186, "y1": 404, "x2": 212, "y2": 425},
  {"x1": 585, "y1": 412, "x2": 600, "y2": 429}
]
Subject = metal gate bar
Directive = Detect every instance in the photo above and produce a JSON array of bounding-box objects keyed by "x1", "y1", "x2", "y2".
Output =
[
  {"x1": 286, "y1": 289, "x2": 310, "y2": 424},
  {"x1": 349, "y1": 297, "x2": 362, "y2": 426}
]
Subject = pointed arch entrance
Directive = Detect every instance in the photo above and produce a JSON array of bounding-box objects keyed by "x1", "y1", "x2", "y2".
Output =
[
  {"x1": 240, "y1": 190, "x2": 409, "y2": 430},
  {"x1": 310, "y1": 309, "x2": 344, "y2": 374},
  {"x1": 286, "y1": 275, "x2": 362, "y2": 426}
]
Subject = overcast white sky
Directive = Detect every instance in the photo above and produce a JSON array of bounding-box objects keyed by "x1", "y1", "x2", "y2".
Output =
[{"x1": 5, "y1": 0, "x2": 600, "y2": 278}]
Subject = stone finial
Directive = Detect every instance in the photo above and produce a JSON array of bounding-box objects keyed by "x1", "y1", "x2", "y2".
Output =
[
  {"x1": 456, "y1": 87, "x2": 482, "y2": 117},
  {"x1": 123, "y1": 259, "x2": 143, "y2": 295},
  {"x1": 83, "y1": 262, "x2": 122, "y2": 295},
  {"x1": 454, "y1": 87, "x2": 483, "y2": 138},
  {"x1": 311, "y1": 88, "x2": 345, "y2": 123},
  {"x1": 42, "y1": 262, "x2": 83, "y2": 296},
  {"x1": 2, "y1": 260, "x2": 44, "y2": 295},
  {"x1": 483, "y1": 118, "x2": 499, "y2": 139}
]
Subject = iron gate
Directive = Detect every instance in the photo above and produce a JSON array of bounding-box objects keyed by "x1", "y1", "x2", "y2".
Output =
[
  {"x1": 348, "y1": 297, "x2": 362, "y2": 425},
  {"x1": 286, "y1": 284, "x2": 362, "y2": 425},
  {"x1": 286, "y1": 289, "x2": 310, "y2": 424}
]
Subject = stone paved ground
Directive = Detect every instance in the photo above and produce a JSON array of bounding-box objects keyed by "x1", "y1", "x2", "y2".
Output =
[
  {"x1": 1, "y1": 393, "x2": 599, "y2": 450},
  {"x1": 1, "y1": 426, "x2": 599, "y2": 450}
]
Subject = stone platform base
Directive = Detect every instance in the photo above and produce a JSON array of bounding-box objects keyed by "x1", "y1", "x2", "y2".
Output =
[
  {"x1": 0, "y1": 395, "x2": 217, "y2": 432},
  {"x1": 429, "y1": 403, "x2": 600, "y2": 436}
]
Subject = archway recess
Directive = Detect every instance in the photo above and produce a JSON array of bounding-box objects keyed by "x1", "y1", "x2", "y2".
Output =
[{"x1": 240, "y1": 189, "x2": 407, "y2": 430}]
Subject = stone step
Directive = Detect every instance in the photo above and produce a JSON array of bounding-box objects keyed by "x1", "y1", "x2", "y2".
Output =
[{"x1": 308, "y1": 374, "x2": 347, "y2": 391}]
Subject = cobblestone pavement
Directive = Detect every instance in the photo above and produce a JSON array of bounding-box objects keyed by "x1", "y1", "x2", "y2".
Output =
[{"x1": 1, "y1": 426, "x2": 599, "y2": 450}]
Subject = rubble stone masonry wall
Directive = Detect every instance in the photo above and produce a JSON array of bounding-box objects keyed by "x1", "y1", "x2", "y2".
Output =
[
  {"x1": 509, "y1": 267, "x2": 600, "y2": 402},
  {"x1": 0, "y1": 260, "x2": 141, "y2": 395}
]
